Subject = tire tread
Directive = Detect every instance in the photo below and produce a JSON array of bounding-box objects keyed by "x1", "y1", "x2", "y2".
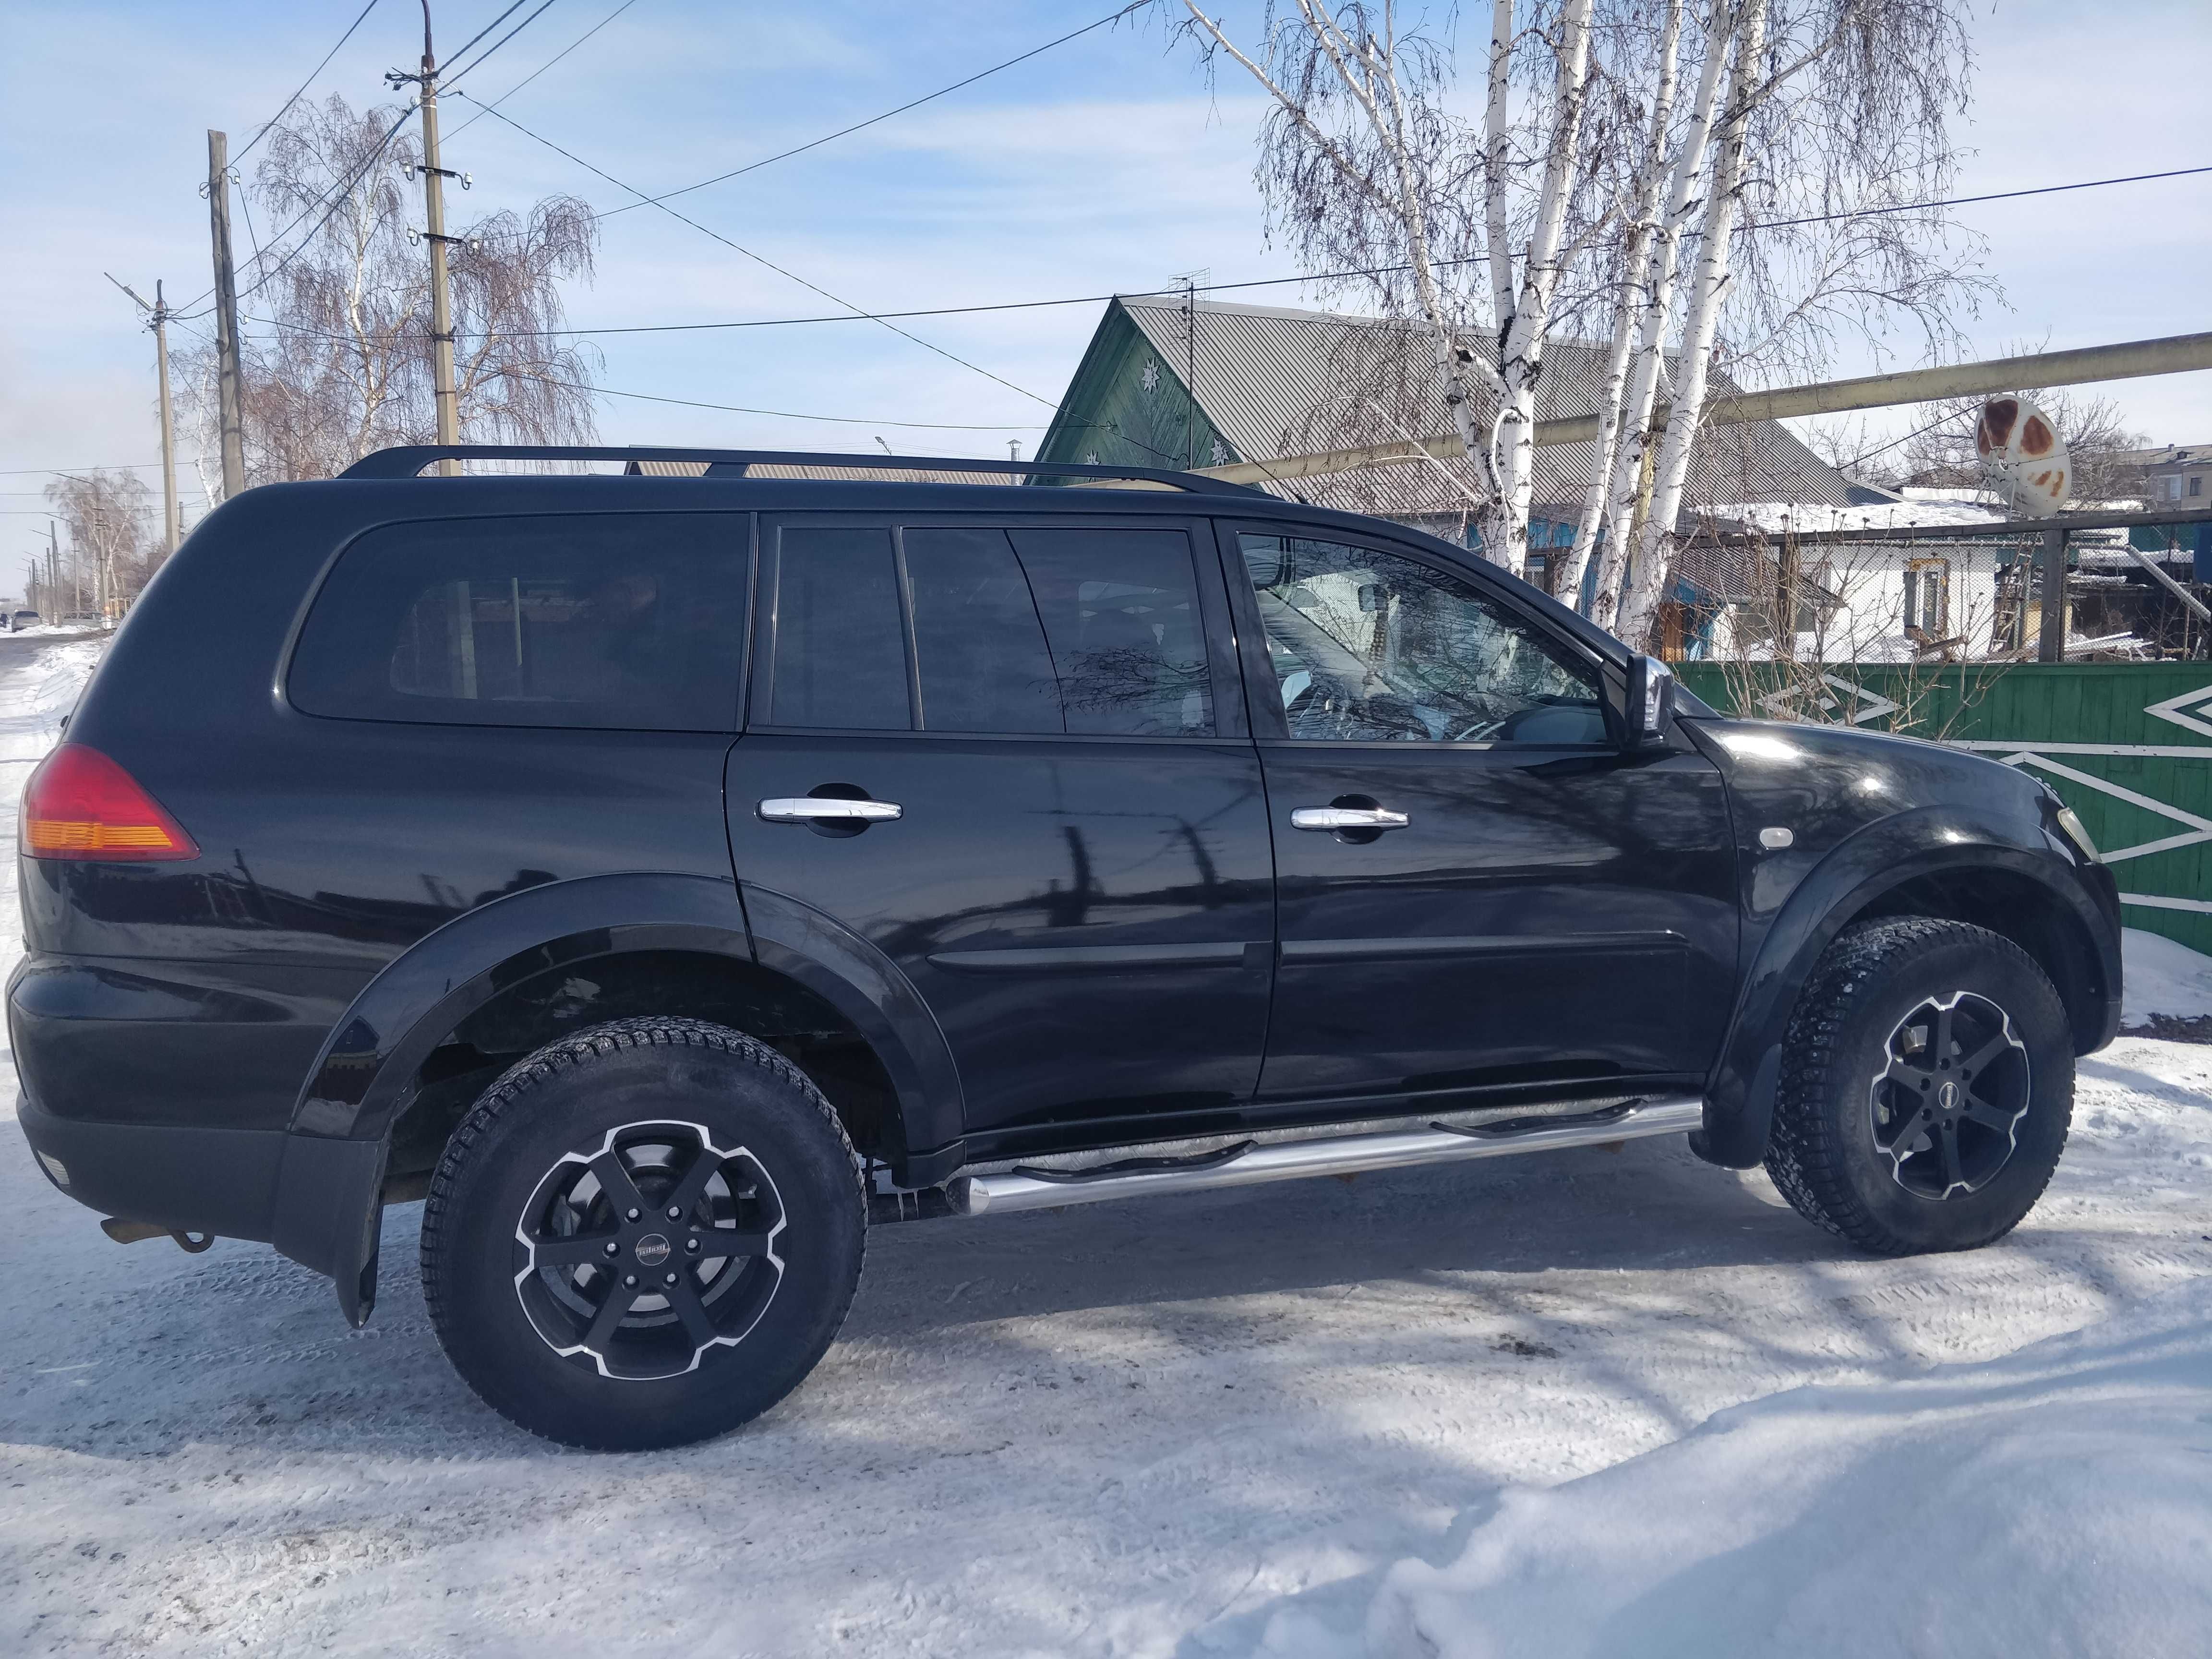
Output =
[
  {"x1": 419, "y1": 1016, "x2": 865, "y2": 1448},
  {"x1": 1764, "y1": 917, "x2": 2068, "y2": 1256}
]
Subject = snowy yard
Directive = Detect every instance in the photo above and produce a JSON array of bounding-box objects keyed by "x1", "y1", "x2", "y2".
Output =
[{"x1": 2, "y1": 638, "x2": 2210, "y2": 1657}]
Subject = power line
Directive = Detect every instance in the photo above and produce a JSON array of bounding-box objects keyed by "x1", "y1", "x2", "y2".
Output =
[
  {"x1": 445, "y1": 0, "x2": 534, "y2": 68},
  {"x1": 444, "y1": 0, "x2": 560, "y2": 86},
  {"x1": 594, "y1": 1, "x2": 1149, "y2": 222},
  {"x1": 1836, "y1": 407, "x2": 1976, "y2": 473},
  {"x1": 477, "y1": 160, "x2": 2212, "y2": 341},
  {"x1": 173, "y1": 0, "x2": 385, "y2": 313},
  {"x1": 185, "y1": 104, "x2": 417, "y2": 319},
  {"x1": 1751, "y1": 164, "x2": 2212, "y2": 232},
  {"x1": 178, "y1": 0, "x2": 545, "y2": 324},
  {"x1": 503, "y1": 369, "x2": 1051, "y2": 428},
  {"x1": 0, "y1": 464, "x2": 168, "y2": 477},
  {"x1": 233, "y1": 0, "x2": 384, "y2": 165},
  {"x1": 227, "y1": 307, "x2": 1049, "y2": 428},
  {"x1": 458, "y1": 95, "x2": 1058, "y2": 407},
  {"x1": 447, "y1": 0, "x2": 642, "y2": 138}
]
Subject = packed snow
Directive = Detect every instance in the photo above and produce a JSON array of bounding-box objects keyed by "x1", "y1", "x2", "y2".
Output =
[
  {"x1": 2121, "y1": 926, "x2": 2212, "y2": 1029},
  {"x1": 1245, "y1": 1282, "x2": 2212, "y2": 1659},
  {"x1": 1709, "y1": 497, "x2": 2006, "y2": 536},
  {"x1": 1, "y1": 637, "x2": 2209, "y2": 1658}
]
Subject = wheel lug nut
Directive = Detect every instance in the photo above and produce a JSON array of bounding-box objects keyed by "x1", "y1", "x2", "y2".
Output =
[
  {"x1": 686, "y1": 1238, "x2": 700, "y2": 1252},
  {"x1": 626, "y1": 1207, "x2": 640, "y2": 1221},
  {"x1": 664, "y1": 1272, "x2": 677, "y2": 1286},
  {"x1": 603, "y1": 1242, "x2": 618, "y2": 1257},
  {"x1": 624, "y1": 1274, "x2": 637, "y2": 1287},
  {"x1": 667, "y1": 1208, "x2": 681, "y2": 1221}
]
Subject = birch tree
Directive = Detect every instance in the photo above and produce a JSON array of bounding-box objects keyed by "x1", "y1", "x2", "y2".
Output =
[
  {"x1": 1611, "y1": 0, "x2": 1981, "y2": 645},
  {"x1": 180, "y1": 94, "x2": 602, "y2": 487},
  {"x1": 1178, "y1": 0, "x2": 1612, "y2": 576},
  {"x1": 42, "y1": 470, "x2": 155, "y2": 615},
  {"x1": 1550, "y1": 0, "x2": 1693, "y2": 613}
]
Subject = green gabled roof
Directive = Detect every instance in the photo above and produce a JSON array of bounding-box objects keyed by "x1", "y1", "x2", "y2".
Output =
[{"x1": 1036, "y1": 297, "x2": 1239, "y2": 476}]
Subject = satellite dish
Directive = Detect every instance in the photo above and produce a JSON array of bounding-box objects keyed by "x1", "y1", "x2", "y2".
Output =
[{"x1": 1975, "y1": 396, "x2": 2070, "y2": 517}]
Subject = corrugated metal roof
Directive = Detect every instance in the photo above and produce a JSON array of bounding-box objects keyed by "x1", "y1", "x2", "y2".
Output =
[{"x1": 1105, "y1": 296, "x2": 1859, "y2": 517}]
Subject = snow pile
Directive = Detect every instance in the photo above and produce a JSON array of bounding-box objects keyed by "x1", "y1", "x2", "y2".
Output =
[
  {"x1": 3, "y1": 634, "x2": 2211, "y2": 1658},
  {"x1": 1709, "y1": 498, "x2": 2004, "y2": 536},
  {"x1": 0, "y1": 637, "x2": 102, "y2": 988},
  {"x1": 2123, "y1": 926, "x2": 2212, "y2": 1026},
  {"x1": 1243, "y1": 1280, "x2": 2212, "y2": 1659}
]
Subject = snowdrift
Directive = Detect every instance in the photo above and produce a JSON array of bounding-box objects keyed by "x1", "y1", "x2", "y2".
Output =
[{"x1": 1247, "y1": 1279, "x2": 2212, "y2": 1659}]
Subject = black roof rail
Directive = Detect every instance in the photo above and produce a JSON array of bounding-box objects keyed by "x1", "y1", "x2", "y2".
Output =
[{"x1": 337, "y1": 444, "x2": 1268, "y2": 495}]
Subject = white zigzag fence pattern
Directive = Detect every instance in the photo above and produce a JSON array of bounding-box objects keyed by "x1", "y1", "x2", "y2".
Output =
[{"x1": 1928, "y1": 678, "x2": 2212, "y2": 918}]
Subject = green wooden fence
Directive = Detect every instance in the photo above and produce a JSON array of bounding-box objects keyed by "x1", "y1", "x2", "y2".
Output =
[{"x1": 1675, "y1": 662, "x2": 2212, "y2": 954}]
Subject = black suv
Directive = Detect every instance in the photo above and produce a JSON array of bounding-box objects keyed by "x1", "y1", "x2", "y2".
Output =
[{"x1": 12, "y1": 445, "x2": 2121, "y2": 1449}]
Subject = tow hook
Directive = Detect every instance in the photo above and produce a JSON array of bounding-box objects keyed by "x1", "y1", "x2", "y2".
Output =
[{"x1": 99, "y1": 1217, "x2": 215, "y2": 1253}]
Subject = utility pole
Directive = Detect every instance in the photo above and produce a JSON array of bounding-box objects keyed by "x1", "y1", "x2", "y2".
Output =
[
  {"x1": 106, "y1": 275, "x2": 182, "y2": 556},
  {"x1": 206, "y1": 132, "x2": 245, "y2": 498},
  {"x1": 2037, "y1": 527, "x2": 2069, "y2": 663},
  {"x1": 152, "y1": 281, "x2": 180, "y2": 554},
  {"x1": 1168, "y1": 270, "x2": 1207, "y2": 469},
  {"x1": 394, "y1": 3, "x2": 464, "y2": 476}
]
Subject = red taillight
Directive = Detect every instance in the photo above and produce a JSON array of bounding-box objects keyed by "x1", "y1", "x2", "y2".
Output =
[{"x1": 20, "y1": 744, "x2": 200, "y2": 862}]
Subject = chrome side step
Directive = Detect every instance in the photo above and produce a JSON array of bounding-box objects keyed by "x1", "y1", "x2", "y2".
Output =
[{"x1": 948, "y1": 1096, "x2": 1704, "y2": 1217}]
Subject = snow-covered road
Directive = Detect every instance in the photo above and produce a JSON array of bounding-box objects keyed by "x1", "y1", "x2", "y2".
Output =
[{"x1": 1, "y1": 637, "x2": 2208, "y2": 1658}]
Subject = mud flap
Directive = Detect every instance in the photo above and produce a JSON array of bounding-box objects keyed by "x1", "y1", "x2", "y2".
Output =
[{"x1": 270, "y1": 1135, "x2": 389, "y2": 1327}]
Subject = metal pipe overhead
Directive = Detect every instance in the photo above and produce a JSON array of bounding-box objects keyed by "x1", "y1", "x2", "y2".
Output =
[{"x1": 1191, "y1": 332, "x2": 2212, "y2": 487}]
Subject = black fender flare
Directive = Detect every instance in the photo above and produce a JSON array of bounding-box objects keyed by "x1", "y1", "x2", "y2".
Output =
[
  {"x1": 738, "y1": 884, "x2": 966, "y2": 1167},
  {"x1": 1696, "y1": 805, "x2": 2116, "y2": 1168},
  {"x1": 270, "y1": 872, "x2": 964, "y2": 1326}
]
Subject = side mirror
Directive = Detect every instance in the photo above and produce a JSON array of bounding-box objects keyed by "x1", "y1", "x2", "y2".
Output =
[{"x1": 1625, "y1": 654, "x2": 1675, "y2": 748}]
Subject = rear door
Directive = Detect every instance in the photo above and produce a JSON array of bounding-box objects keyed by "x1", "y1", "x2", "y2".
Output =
[
  {"x1": 1223, "y1": 523, "x2": 1738, "y2": 1109},
  {"x1": 724, "y1": 513, "x2": 1274, "y2": 1150}
]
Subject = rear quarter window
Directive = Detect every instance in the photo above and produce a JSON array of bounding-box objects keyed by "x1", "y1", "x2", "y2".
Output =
[{"x1": 288, "y1": 514, "x2": 748, "y2": 731}]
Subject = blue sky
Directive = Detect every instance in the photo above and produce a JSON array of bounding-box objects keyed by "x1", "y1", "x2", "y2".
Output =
[{"x1": 2, "y1": 0, "x2": 2207, "y2": 570}]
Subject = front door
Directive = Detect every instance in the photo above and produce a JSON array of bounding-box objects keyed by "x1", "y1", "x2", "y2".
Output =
[
  {"x1": 725, "y1": 514, "x2": 1274, "y2": 1152},
  {"x1": 1225, "y1": 525, "x2": 1738, "y2": 1110}
]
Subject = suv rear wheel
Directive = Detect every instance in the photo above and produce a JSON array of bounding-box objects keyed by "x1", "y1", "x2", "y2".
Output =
[
  {"x1": 420, "y1": 1017, "x2": 865, "y2": 1450},
  {"x1": 1765, "y1": 917, "x2": 2073, "y2": 1256}
]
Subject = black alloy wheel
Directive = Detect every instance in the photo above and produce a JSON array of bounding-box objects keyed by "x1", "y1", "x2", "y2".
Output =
[
  {"x1": 422, "y1": 1017, "x2": 865, "y2": 1450},
  {"x1": 1766, "y1": 916, "x2": 2073, "y2": 1256},
  {"x1": 513, "y1": 1121, "x2": 788, "y2": 1381},
  {"x1": 1869, "y1": 991, "x2": 2032, "y2": 1200}
]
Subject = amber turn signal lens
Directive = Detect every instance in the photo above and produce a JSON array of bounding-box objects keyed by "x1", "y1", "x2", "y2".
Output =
[{"x1": 19, "y1": 744, "x2": 200, "y2": 862}]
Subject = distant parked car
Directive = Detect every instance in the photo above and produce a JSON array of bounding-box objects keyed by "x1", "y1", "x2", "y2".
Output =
[
  {"x1": 11, "y1": 442, "x2": 2123, "y2": 1451},
  {"x1": 9, "y1": 610, "x2": 36, "y2": 630}
]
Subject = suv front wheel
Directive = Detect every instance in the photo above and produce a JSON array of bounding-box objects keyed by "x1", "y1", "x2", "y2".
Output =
[
  {"x1": 1766, "y1": 917, "x2": 2074, "y2": 1256},
  {"x1": 421, "y1": 1017, "x2": 866, "y2": 1449}
]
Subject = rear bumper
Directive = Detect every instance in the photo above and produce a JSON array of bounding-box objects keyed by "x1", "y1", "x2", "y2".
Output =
[{"x1": 16, "y1": 1091, "x2": 286, "y2": 1241}]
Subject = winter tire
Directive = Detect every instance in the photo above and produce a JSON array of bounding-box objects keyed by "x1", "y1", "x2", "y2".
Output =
[
  {"x1": 1765, "y1": 916, "x2": 2073, "y2": 1256},
  {"x1": 420, "y1": 1017, "x2": 865, "y2": 1450}
]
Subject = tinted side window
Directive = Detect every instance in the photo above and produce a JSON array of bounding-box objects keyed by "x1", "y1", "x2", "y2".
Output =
[
  {"x1": 1007, "y1": 528, "x2": 1214, "y2": 737},
  {"x1": 1240, "y1": 533, "x2": 1607, "y2": 744},
  {"x1": 768, "y1": 526, "x2": 909, "y2": 730},
  {"x1": 289, "y1": 514, "x2": 745, "y2": 731},
  {"x1": 904, "y1": 527, "x2": 1062, "y2": 734}
]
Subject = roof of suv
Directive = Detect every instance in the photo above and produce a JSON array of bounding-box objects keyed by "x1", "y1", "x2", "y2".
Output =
[
  {"x1": 298, "y1": 443, "x2": 1635, "y2": 668},
  {"x1": 338, "y1": 444, "x2": 1271, "y2": 495}
]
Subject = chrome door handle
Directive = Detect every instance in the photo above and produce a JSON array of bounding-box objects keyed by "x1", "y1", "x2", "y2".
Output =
[
  {"x1": 1290, "y1": 805, "x2": 1408, "y2": 831},
  {"x1": 759, "y1": 797, "x2": 904, "y2": 823}
]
